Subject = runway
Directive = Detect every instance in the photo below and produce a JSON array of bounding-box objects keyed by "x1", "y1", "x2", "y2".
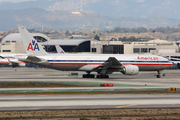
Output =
[
  {"x1": 0, "y1": 94, "x2": 180, "y2": 111},
  {"x1": 0, "y1": 67, "x2": 180, "y2": 111},
  {"x1": 0, "y1": 68, "x2": 180, "y2": 86}
]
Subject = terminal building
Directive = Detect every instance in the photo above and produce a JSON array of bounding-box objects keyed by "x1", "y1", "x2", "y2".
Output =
[{"x1": 1, "y1": 33, "x2": 180, "y2": 61}]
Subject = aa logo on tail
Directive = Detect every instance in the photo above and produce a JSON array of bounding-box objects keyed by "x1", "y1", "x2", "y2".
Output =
[
  {"x1": 27, "y1": 40, "x2": 40, "y2": 51},
  {"x1": 60, "y1": 51, "x2": 64, "y2": 54}
]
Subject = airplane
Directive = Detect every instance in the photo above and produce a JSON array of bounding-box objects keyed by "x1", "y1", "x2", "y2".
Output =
[
  {"x1": 0, "y1": 53, "x2": 27, "y2": 67},
  {"x1": 166, "y1": 57, "x2": 180, "y2": 68},
  {"x1": 55, "y1": 45, "x2": 65, "y2": 54},
  {"x1": 18, "y1": 26, "x2": 173, "y2": 78},
  {"x1": 0, "y1": 56, "x2": 11, "y2": 66}
]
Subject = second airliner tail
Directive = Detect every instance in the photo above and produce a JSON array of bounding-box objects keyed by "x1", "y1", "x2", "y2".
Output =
[{"x1": 55, "y1": 45, "x2": 65, "y2": 54}]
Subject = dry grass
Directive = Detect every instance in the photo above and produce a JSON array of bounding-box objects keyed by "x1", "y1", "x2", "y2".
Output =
[
  {"x1": 0, "y1": 82, "x2": 89, "y2": 88},
  {"x1": 0, "y1": 90, "x2": 179, "y2": 96},
  {"x1": 0, "y1": 109, "x2": 180, "y2": 119}
]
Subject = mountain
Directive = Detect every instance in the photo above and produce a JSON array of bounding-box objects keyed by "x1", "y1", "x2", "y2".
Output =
[
  {"x1": 0, "y1": 0, "x2": 180, "y2": 19},
  {"x1": 0, "y1": 8, "x2": 179, "y2": 31}
]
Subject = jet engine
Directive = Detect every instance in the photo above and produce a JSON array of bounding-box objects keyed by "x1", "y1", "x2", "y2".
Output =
[
  {"x1": 121, "y1": 65, "x2": 139, "y2": 75},
  {"x1": 12, "y1": 63, "x2": 26, "y2": 67},
  {"x1": 18, "y1": 63, "x2": 26, "y2": 67}
]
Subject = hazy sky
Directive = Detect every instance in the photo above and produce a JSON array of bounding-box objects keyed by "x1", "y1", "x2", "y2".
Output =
[{"x1": 0, "y1": 0, "x2": 36, "y2": 3}]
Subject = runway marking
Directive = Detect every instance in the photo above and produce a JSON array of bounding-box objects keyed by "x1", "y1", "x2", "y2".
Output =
[{"x1": 115, "y1": 104, "x2": 137, "y2": 108}]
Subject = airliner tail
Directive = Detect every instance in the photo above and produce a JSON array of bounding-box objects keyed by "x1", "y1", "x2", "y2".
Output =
[{"x1": 18, "y1": 26, "x2": 48, "y2": 56}]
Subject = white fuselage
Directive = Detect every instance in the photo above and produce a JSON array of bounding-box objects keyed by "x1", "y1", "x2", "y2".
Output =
[
  {"x1": 0, "y1": 53, "x2": 27, "y2": 67},
  {"x1": 33, "y1": 54, "x2": 173, "y2": 72}
]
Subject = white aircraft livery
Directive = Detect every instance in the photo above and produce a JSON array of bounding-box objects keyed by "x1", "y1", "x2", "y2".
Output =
[
  {"x1": 0, "y1": 56, "x2": 11, "y2": 66},
  {"x1": 0, "y1": 53, "x2": 27, "y2": 67},
  {"x1": 18, "y1": 26, "x2": 173, "y2": 78}
]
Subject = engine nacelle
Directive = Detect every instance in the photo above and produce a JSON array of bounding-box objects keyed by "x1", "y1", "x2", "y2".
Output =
[
  {"x1": 12, "y1": 63, "x2": 26, "y2": 67},
  {"x1": 121, "y1": 65, "x2": 139, "y2": 75},
  {"x1": 18, "y1": 63, "x2": 26, "y2": 67}
]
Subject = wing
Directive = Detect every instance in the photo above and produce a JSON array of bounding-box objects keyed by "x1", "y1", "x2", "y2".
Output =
[
  {"x1": 79, "y1": 57, "x2": 123, "y2": 74},
  {"x1": 101, "y1": 57, "x2": 122, "y2": 68},
  {"x1": 97, "y1": 57, "x2": 123, "y2": 74}
]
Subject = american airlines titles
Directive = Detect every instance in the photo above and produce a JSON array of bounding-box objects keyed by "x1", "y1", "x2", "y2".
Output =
[{"x1": 137, "y1": 56, "x2": 159, "y2": 60}]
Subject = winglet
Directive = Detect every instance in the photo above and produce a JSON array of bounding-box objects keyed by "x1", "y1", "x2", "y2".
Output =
[{"x1": 18, "y1": 26, "x2": 48, "y2": 56}]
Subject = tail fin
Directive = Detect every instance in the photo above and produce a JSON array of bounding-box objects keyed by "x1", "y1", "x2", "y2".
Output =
[
  {"x1": 18, "y1": 26, "x2": 48, "y2": 56},
  {"x1": 55, "y1": 45, "x2": 65, "y2": 54}
]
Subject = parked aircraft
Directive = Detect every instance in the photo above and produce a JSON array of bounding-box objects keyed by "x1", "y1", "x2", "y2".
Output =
[
  {"x1": 55, "y1": 45, "x2": 65, "y2": 54},
  {"x1": 18, "y1": 26, "x2": 173, "y2": 78},
  {"x1": 0, "y1": 53, "x2": 27, "y2": 67},
  {"x1": 0, "y1": 56, "x2": 11, "y2": 66}
]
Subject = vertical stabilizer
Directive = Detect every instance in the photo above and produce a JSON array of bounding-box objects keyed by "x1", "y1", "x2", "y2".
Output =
[
  {"x1": 55, "y1": 45, "x2": 65, "y2": 54},
  {"x1": 18, "y1": 26, "x2": 48, "y2": 56}
]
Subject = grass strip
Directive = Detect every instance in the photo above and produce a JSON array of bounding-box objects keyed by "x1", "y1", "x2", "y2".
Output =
[
  {"x1": 0, "y1": 109, "x2": 180, "y2": 119},
  {"x1": 0, "y1": 90, "x2": 179, "y2": 96}
]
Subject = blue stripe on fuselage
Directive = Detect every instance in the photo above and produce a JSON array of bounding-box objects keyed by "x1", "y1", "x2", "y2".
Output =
[{"x1": 47, "y1": 60, "x2": 169, "y2": 63}]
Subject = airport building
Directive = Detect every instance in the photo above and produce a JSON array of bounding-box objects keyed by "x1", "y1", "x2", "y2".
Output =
[
  {"x1": 1, "y1": 33, "x2": 180, "y2": 60},
  {"x1": 1, "y1": 33, "x2": 50, "y2": 53},
  {"x1": 42, "y1": 39, "x2": 91, "y2": 53}
]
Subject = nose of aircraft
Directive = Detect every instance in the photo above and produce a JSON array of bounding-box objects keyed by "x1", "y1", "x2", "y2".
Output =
[{"x1": 166, "y1": 59, "x2": 174, "y2": 68}]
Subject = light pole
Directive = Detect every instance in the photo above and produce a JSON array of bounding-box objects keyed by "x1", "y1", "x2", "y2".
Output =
[{"x1": 152, "y1": 30, "x2": 155, "y2": 55}]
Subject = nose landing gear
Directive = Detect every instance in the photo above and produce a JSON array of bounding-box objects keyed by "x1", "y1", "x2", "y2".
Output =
[{"x1": 156, "y1": 71, "x2": 161, "y2": 78}]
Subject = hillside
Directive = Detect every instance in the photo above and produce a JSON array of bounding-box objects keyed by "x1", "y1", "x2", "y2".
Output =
[
  {"x1": 0, "y1": 8, "x2": 180, "y2": 31},
  {"x1": 0, "y1": 0, "x2": 180, "y2": 19}
]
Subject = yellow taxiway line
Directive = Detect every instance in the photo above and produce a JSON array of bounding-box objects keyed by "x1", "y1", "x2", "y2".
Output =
[{"x1": 116, "y1": 104, "x2": 137, "y2": 108}]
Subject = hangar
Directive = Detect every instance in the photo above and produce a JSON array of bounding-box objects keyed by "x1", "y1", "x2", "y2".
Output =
[{"x1": 42, "y1": 39, "x2": 91, "y2": 53}]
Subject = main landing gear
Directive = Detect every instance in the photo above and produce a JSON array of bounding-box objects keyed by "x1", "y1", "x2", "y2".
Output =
[
  {"x1": 82, "y1": 71, "x2": 95, "y2": 78},
  {"x1": 82, "y1": 72, "x2": 109, "y2": 78},
  {"x1": 96, "y1": 74, "x2": 109, "y2": 78},
  {"x1": 82, "y1": 74, "x2": 95, "y2": 78},
  {"x1": 82, "y1": 74, "x2": 109, "y2": 78}
]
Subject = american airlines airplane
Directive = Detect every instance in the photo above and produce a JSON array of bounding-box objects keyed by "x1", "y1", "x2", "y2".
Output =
[
  {"x1": 0, "y1": 53, "x2": 27, "y2": 67},
  {"x1": 18, "y1": 26, "x2": 173, "y2": 78},
  {"x1": 0, "y1": 56, "x2": 11, "y2": 66},
  {"x1": 55, "y1": 45, "x2": 65, "y2": 54}
]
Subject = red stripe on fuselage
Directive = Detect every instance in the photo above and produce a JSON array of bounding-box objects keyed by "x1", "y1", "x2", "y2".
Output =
[
  {"x1": 49, "y1": 62, "x2": 173, "y2": 66},
  {"x1": 0, "y1": 62, "x2": 10, "y2": 64}
]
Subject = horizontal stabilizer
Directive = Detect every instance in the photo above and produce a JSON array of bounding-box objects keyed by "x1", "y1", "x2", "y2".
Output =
[{"x1": 18, "y1": 56, "x2": 47, "y2": 64}]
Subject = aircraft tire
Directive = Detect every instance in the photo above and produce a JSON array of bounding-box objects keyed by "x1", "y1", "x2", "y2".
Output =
[
  {"x1": 83, "y1": 74, "x2": 95, "y2": 78},
  {"x1": 83, "y1": 74, "x2": 87, "y2": 78},
  {"x1": 90, "y1": 74, "x2": 95, "y2": 78},
  {"x1": 96, "y1": 75, "x2": 100, "y2": 78},
  {"x1": 157, "y1": 75, "x2": 161, "y2": 78},
  {"x1": 96, "y1": 75, "x2": 109, "y2": 78},
  {"x1": 105, "y1": 75, "x2": 109, "y2": 78}
]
